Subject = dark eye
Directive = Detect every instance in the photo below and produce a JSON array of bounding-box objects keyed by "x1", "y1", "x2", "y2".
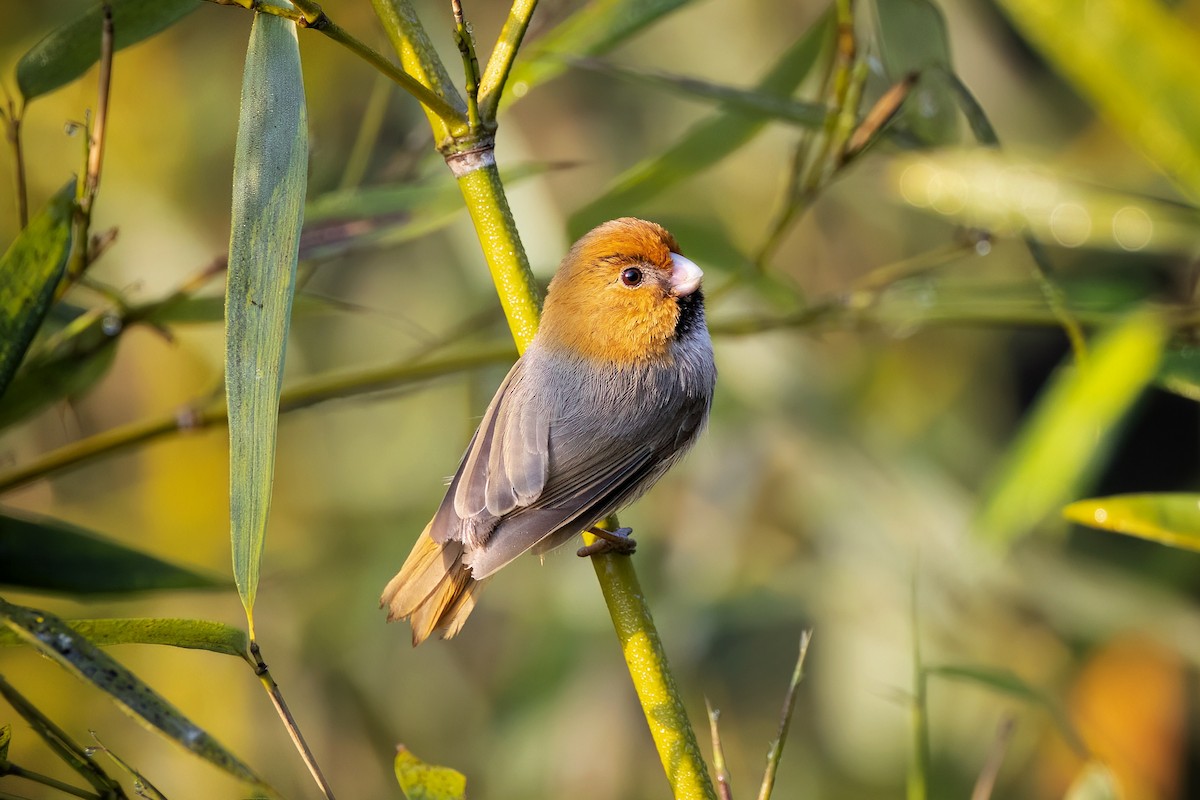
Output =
[{"x1": 620, "y1": 267, "x2": 643, "y2": 287}]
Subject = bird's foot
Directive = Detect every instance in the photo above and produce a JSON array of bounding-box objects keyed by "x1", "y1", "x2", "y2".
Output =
[{"x1": 577, "y1": 526, "x2": 637, "y2": 558}]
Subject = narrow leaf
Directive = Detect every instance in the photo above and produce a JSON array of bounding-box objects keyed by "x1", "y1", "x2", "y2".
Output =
[
  {"x1": 1158, "y1": 347, "x2": 1200, "y2": 402},
  {"x1": 928, "y1": 664, "x2": 1086, "y2": 755},
  {"x1": 993, "y1": 0, "x2": 1200, "y2": 200},
  {"x1": 872, "y1": 0, "x2": 958, "y2": 144},
  {"x1": 0, "y1": 508, "x2": 224, "y2": 595},
  {"x1": 508, "y1": 0, "x2": 698, "y2": 95},
  {"x1": 17, "y1": 0, "x2": 201, "y2": 102},
  {"x1": 1063, "y1": 493, "x2": 1200, "y2": 552},
  {"x1": 975, "y1": 312, "x2": 1168, "y2": 544},
  {"x1": 226, "y1": 13, "x2": 308, "y2": 622},
  {"x1": 0, "y1": 618, "x2": 248, "y2": 658},
  {"x1": 1064, "y1": 762, "x2": 1121, "y2": 800},
  {"x1": 0, "y1": 723, "x2": 10, "y2": 760},
  {"x1": 570, "y1": 11, "x2": 833, "y2": 236},
  {"x1": 570, "y1": 59, "x2": 826, "y2": 128},
  {"x1": 394, "y1": 745, "x2": 467, "y2": 800},
  {"x1": 0, "y1": 180, "x2": 75, "y2": 398},
  {"x1": 0, "y1": 599, "x2": 267, "y2": 788}
]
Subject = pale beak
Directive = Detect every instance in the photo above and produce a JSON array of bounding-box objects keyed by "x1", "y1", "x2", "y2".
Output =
[{"x1": 669, "y1": 253, "x2": 703, "y2": 296}]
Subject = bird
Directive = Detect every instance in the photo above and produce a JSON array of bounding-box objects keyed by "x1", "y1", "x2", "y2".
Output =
[{"x1": 381, "y1": 217, "x2": 716, "y2": 645}]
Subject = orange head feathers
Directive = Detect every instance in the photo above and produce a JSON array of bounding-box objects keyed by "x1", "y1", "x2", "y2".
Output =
[{"x1": 382, "y1": 217, "x2": 716, "y2": 645}]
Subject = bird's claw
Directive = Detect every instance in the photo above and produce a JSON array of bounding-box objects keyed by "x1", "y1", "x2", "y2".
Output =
[{"x1": 577, "y1": 526, "x2": 637, "y2": 558}]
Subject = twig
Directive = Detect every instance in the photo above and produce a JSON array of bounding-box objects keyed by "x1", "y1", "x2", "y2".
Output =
[
  {"x1": 202, "y1": 0, "x2": 465, "y2": 126},
  {"x1": 0, "y1": 346, "x2": 516, "y2": 493},
  {"x1": 756, "y1": 630, "x2": 813, "y2": 800},
  {"x1": 842, "y1": 71, "x2": 917, "y2": 163},
  {"x1": 477, "y1": 0, "x2": 538, "y2": 121},
  {"x1": 0, "y1": 675, "x2": 127, "y2": 798},
  {"x1": 83, "y1": 2, "x2": 114, "y2": 210},
  {"x1": 451, "y1": 0, "x2": 483, "y2": 132},
  {"x1": 248, "y1": 642, "x2": 337, "y2": 800},
  {"x1": 970, "y1": 716, "x2": 1016, "y2": 800},
  {"x1": 706, "y1": 699, "x2": 734, "y2": 800},
  {"x1": 3, "y1": 95, "x2": 28, "y2": 229},
  {"x1": 1, "y1": 764, "x2": 102, "y2": 799}
]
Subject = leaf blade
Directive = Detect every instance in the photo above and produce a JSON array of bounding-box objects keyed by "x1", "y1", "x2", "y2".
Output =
[
  {"x1": 0, "y1": 180, "x2": 75, "y2": 398},
  {"x1": 0, "y1": 508, "x2": 224, "y2": 596},
  {"x1": 0, "y1": 617, "x2": 248, "y2": 657},
  {"x1": 0, "y1": 599, "x2": 267, "y2": 789},
  {"x1": 17, "y1": 0, "x2": 201, "y2": 102},
  {"x1": 225, "y1": 13, "x2": 308, "y2": 623},
  {"x1": 394, "y1": 745, "x2": 467, "y2": 800},
  {"x1": 1063, "y1": 493, "x2": 1200, "y2": 552}
]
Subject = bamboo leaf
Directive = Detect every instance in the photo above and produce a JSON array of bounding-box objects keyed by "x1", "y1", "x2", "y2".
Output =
[
  {"x1": 927, "y1": 664, "x2": 1086, "y2": 755},
  {"x1": 0, "y1": 508, "x2": 225, "y2": 595},
  {"x1": 0, "y1": 180, "x2": 75, "y2": 398},
  {"x1": 570, "y1": 59, "x2": 826, "y2": 128},
  {"x1": 993, "y1": 0, "x2": 1200, "y2": 200},
  {"x1": 508, "y1": 0, "x2": 699, "y2": 95},
  {"x1": 0, "y1": 723, "x2": 10, "y2": 760},
  {"x1": 394, "y1": 745, "x2": 467, "y2": 800},
  {"x1": 226, "y1": 13, "x2": 308, "y2": 625},
  {"x1": 1063, "y1": 493, "x2": 1200, "y2": 552},
  {"x1": 872, "y1": 0, "x2": 958, "y2": 144},
  {"x1": 17, "y1": 0, "x2": 201, "y2": 102},
  {"x1": 569, "y1": 11, "x2": 833, "y2": 236},
  {"x1": 1064, "y1": 762, "x2": 1121, "y2": 800},
  {"x1": 974, "y1": 312, "x2": 1168, "y2": 544},
  {"x1": 0, "y1": 598, "x2": 267, "y2": 789},
  {"x1": 0, "y1": 617, "x2": 248, "y2": 657}
]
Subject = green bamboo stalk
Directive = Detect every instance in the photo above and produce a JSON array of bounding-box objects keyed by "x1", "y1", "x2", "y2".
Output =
[
  {"x1": 453, "y1": 148, "x2": 716, "y2": 798},
  {"x1": 477, "y1": 0, "x2": 538, "y2": 122}
]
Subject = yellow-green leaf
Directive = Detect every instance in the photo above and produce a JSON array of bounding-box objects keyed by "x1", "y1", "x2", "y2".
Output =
[
  {"x1": 0, "y1": 618, "x2": 248, "y2": 657},
  {"x1": 993, "y1": 0, "x2": 1200, "y2": 201},
  {"x1": 1064, "y1": 762, "x2": 1121, "y2": 800},
  {"x1": 1063, "y1": 493, "x2": 1200, "y2": 552},
  {"x1": 394, "y1": 745, "x2": 467, "y2": 800},
  {"x1": 17, "y1": 0, "x2": 201, "y2": 102},
  {"x1": 0, "y1": 599, "x2": 267, "y2": 789},
  {"x1": 975, "y1": 312, "x2": 1168, "y2": 544},
  {"x1": 226, "y1": 13, "x2": 308, "y2": 624},
  {"x1": 508, "y1": 0, "x2": 698, "y2": 97},
  {"x1": 569, "y1": 10, "x2": 833, "y2": 236},
  {"x1": 0, "y1": 180, "x2": 75, "y2": 398}
]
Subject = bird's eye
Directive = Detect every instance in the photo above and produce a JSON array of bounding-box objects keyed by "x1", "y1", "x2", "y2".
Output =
[{"x1": 620, "y1": 267, "x2": 643, "y2": 287}]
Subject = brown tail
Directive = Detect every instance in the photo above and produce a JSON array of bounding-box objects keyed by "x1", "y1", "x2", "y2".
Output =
[{"x1": 380, "y1": 527, "x2": 486, "y2": 646}]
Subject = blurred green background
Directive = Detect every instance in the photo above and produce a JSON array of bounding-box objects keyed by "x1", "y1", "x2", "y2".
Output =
[{"x1": 3, "y1": 0, "x2": 1200, "y2": 798}]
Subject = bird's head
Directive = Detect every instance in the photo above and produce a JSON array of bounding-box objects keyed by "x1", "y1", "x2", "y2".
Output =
[{"x1": 538, "y1": 218, "x2": 705, "y2": 365}]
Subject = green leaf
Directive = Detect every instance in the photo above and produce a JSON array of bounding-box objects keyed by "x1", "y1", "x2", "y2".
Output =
[
  {"x1": 993, "y1": 0, "x2": 1200, "y2": 201},
  {"x1": 0, "y1": 598, "x2": 267, "y2": 789},
  {"x1": 1063, "y1": 493, "x2": 1200, "y2": 552},
  {"x1": 0, "y1": 180, "x2": 75, "y2": 399},
  {"x1": 0, "y1": 617, "x2": 248, "y2": 657},
  {"x1": 1064, "y1": 763, "x2": 1121, "y2": 800},
  {"x1": 394, "y1": 745, "x2": 467, "y2": 800},
  {"x1": 1158, "y1": 346, "x2": 1200, "y2": 402},
  {"x1": 17, "y1": 0, "x2": 201, "y2": 102},
  {"x1": 872, "y1": 0, "x2": 958, "y2": 145},
  {"x1": 927, "y1": 664, "x2": 1086, "y2": 755},
  {"x1": 974, "y1": 312, "x2": 1168, "y2": 544},
  {"x1": 0, "y1": 508, "x2": 225, "y2": 595},
  {"x1": 569, "y1": 11, "x2": 833, "y2": 236},
  {"x1": 508, "y1": 0, "x2": 699, "y2": 96},
  {"x1": 0, "y1": 308, "x2": 119, "y2": 432},
  {"x1": 569, "y1": 59, "x2": 826, "y2": 128},
  {"x1": 891, "y1": 149, "x2": 1200, "y2": 253},
  {"x1": 226, "y1": 13, "x2": 308, "y2": 625}
]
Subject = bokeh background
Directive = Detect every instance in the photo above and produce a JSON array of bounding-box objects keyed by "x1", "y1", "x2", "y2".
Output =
[{"x1": 2, "y1": 0, "x2": 1199, "y2": 798}]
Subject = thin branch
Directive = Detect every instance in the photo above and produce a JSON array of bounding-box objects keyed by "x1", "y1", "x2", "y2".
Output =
[
  {"x1": 477, "y1": 0, "x2": 538, "y2": 121},
  {"x1": 1, "y1": 764, "x2": 102, "y2": 799},
  {"x1": 756, "y1": 630, "x2": 812, "y2": 800},
  {"x1": 0, "y1": 346, "x2": 516, "y2": 493},
  {"x1": 249, "y1": 642, "x2": 337, "y2": 800},
  {"x1": 706, "y1": 699, "x2": 733, "y2": 800},
  {"x1": 4, "y1": 96, "x2": 28, "y2": 229},
  {"x1": 451, "y1": 0, "x2": 482, "y2": 131},
  {"x1": 203, "y1": 0, "x2": 466, "y2": 127},
  {"x1": 82, "y1": 2, "x2": 114, "y2": 210},
  {"x1": 970, "y1": 716, "x2": 1016, "y2": 800}
]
